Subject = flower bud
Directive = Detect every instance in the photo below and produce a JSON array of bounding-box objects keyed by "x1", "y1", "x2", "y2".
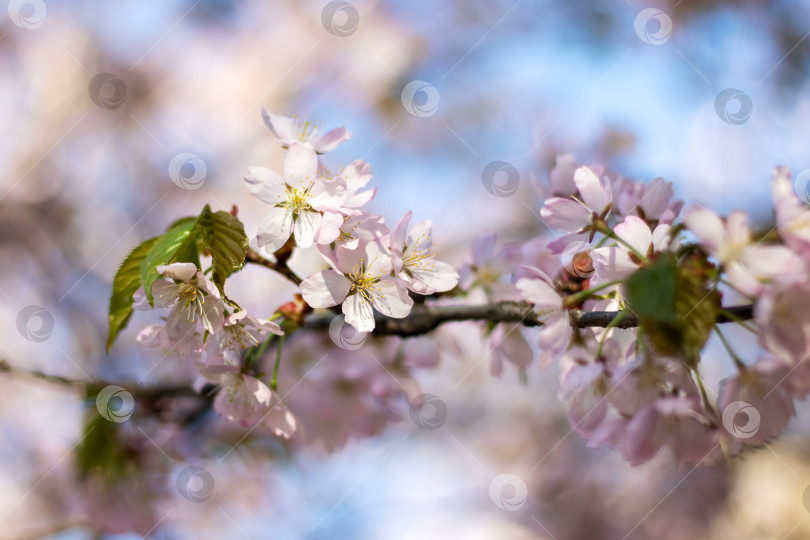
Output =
[{"x1": 566, "y1": 250, "x2": 594, "y2": 278}]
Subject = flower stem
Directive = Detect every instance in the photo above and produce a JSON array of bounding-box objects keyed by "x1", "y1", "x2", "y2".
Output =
[
  {"x1": 608, "y1": 231, "x2": 648, "y2": 263},
  {"x1": 271, "y1": 335, "x2": 285, "y2": 392},
  {"x1": 594, "y1": 310, "x2": 627, "y2": 360},
  {"x1": 691, "y1": 366, "x2": 717, "y2": 417},
  {"x1": 713, "y1": 326, "x2": 746, "y2": 370},
  {"x1": 564, "y1": 279, "x2": 623, "y2": 306}
]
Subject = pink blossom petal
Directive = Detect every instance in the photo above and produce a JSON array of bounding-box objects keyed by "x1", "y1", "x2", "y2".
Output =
[
  {"x1": 244, "y1": 167, "x2": 286, "y2": 204},
  {"x1": 370, "y1": 277, "x2": 414, "y2": 318},
  {"x1": 283, "y1": 142, "x2": 318, "y2": 188},
  {"x1": 515, "y1": 277, "x2": 561, "y2": 308},
  {"x1": 150, "y1": 280, "x2": 179, "y2": 308},
  {"x1": 313, "y1": 126, "x2": 352, "y2": 153},
  {"x1": 574, "y1": 166, "x2": 611, "y2": 212},
  {"x1": 343, "y1": 293, "x2": 376, "y2": 332},
  {"x1": 157, "y1": 262, "x2": 197, "y2": 283},
  {"x1": 293, "y1": 210, "x2": 323, "y2": 248},
  {"x1": 317, "y1": 211, "x2": 344, "y2": 245},
  {"x1": 613, "y1": 215, "x2": 652, "y2": 255},
  {"x1": 540, "y1": 197, "x2": 591, "y2": 232},
  {"x1": 256, "y1": 206, "x2": 294, "y2": 254},
  {"x1": 260, "y1": 108, "x2": 294, "y2": 141},
  {"x1": 301, "y1": 270, "x2": 351, "y2": 308},
  {"x1": 683, "y1": 206, "x2": 724, "y2": 255}
]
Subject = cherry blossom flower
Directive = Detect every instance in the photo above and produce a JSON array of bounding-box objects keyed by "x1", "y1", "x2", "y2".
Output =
[
  {"x1": 771, "y1": 166, "x2": 810, "y2": 255},
  {"x1": 136, "y1": 323, "x2": 204, "y2": 364},
  {"x1": 202, "y1": 364, "x2": 297, "y2": 438},
  {"x1": 323, "y1": 211, "x2": 389, "y2": 250},
  {"x1": 488, "y1": 324, "x2": 533, "y2": 377},
  {"x1": 245, "y1": 142, "x2": 348, "y2": 253},
  {"x1": 533, "y1": 153, "x2": 578, "y2": 199},
  {"x1": 206, "y1": 311, "x2": 283, "y2": 367},
  {"x1": 458, "y1": 233, "x2": 521, "y2": 301},
  {"x1": 514, "y1": 235, "x2": 563, "y2": 281},
  {"x1": 614, "y1": 176, "x2": 682, "y2": 224},
  {"x1": 755, "y1": 272, "x2": 810, "y2": 363},
  {"x1": 300, "y1": 240, "x2": 413, "y2": 332},
  {"x1": 516, "y1": 266, "x2": 572, "y2": 367},
  {"x1": 334, "y1": 159, "x2": 377, "y2": 210},
  {"x1": 717, "y1": 360, "x2": 795, "y2": 447},
  {"x1": 142, "y1": 262, "x2": 225, "y2": 340},
  {"x1": 684, "y1": 205, "x2": 799, "y2": 295},
  {"x1": 590, "y1": 215, "x2": 672, "y2": 287},
  {"x1": 389, "y1": 211, "x2": 459, "y2": 294},
  {"x1": 540, "y1": 166, "x2": 612, "y2": 233},
  {"x1": 261, "y1": 108, "x2": 351, "y2": 153},
  {"x1": 619, "y1": 395, "x2": 718, "y2": 465}
]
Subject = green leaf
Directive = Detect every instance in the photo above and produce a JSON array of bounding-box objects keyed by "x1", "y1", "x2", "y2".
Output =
[
  {"x1": 623, "y1": 253, "x2": 680, "y2": 326},
  {"x1": 624, "y1": 252, "x2": 720, "y2": 364},
  {"x1": 140, "y1": 218, "x2": 199, "y2": 306},
  {"x1": 194, "y1": 204, "x2": 249, "y2": 298},
  {"x1": 107, "y1": 236, "x2": 158, "y2": 353}
]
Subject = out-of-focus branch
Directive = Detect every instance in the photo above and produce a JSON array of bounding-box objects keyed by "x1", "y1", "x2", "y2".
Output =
[
  {"x1": 304, "y1": 302, "x2": 755, "y2": 337},
  {"x1": 0, "y1": 359, "x2": 204, "y2": 399}
]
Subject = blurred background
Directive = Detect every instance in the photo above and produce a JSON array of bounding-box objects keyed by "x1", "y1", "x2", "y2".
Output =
[{"x1": 2, "y1": 0, "x2": 810, "y2": 538}]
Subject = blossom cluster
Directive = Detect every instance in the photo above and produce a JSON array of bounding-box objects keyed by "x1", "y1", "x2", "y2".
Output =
[
  {"x1": 504, "y1": 158, "x2": 809, "y2": 464},
  {"x1": 123, "y1": 110, "x2": 810, "y2": 466},
  {"x1": 129, "y1": 110, "x2": 458, "y2": 441}
]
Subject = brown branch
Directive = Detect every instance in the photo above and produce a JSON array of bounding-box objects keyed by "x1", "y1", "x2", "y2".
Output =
[
  {"x1": 245, "y1": 248, "x2": 302, "y2": 285},
  {"x1": 304, "y1": 302, "x2": 755, "y2": 337}
]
